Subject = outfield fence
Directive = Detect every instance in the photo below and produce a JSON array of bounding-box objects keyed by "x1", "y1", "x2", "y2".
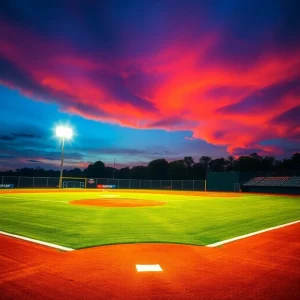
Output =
[{"x1": 0, "y1": 176, "x2": 206, "y2": 191}]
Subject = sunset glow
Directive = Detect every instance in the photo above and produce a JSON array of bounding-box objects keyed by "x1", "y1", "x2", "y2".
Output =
[{"x1": 0, "y1": 0, "x2": 299, "y2": 170}]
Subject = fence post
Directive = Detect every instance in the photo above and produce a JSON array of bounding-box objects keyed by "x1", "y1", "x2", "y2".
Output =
[
  {"x1": 46, "y1": 177, "x2": 49, "y2": 188},
  {"x1": 18, "y1": 176, "x2": 20, "y2": 188},
  {"x1": 171, "y1": 180, "x2": 173, "y2": 190}
]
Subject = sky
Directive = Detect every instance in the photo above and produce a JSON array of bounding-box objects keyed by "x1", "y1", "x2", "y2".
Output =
[{"x1": 0, "y1": 0, "x2": 299, "y2": 171}]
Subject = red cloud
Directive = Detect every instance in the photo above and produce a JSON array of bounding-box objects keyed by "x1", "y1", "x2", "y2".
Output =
[{"x1": 1, "y1": 21, "x2": 299, "y2": 156}]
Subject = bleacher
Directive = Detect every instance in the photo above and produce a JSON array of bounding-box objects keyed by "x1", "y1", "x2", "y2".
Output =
[
  {"x1": 243, "y1": 176, "x2": 291, "y2": 187},
  {"x1": 242, "y1": 175, "x2": 300, "y2": 194},
  {"x1": 282, "y1": 176, "x2": 300, "y2": 187},
  {"x1": 258, "y1": 177, "x2": 290, "y2": 187},
  {"x1": 243, "y1": 177, "x2": 265, "y2": 186}
]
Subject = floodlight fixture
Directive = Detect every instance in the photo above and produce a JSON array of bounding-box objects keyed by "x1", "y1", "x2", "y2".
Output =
[{"x1": 56, "y1": 126, "x2": 73, "y2": 139}]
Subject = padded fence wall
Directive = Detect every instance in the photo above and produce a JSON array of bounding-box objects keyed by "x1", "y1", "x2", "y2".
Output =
[
  {"x1": 239, "y1": 172, "x2": 257, "y2": 185},
  {"x1": 206, "y1": 172, "x2": 240, "y2": 192}
]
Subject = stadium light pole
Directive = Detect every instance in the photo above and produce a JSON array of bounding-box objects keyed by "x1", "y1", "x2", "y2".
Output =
[{"x1": 56, "y1": 126, "x2": 73, "y2": 189}]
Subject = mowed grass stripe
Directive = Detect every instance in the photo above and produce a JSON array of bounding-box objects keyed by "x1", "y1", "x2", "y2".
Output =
[{"x1": 0, "y1": 191, "x2": 299, "y2": 249}]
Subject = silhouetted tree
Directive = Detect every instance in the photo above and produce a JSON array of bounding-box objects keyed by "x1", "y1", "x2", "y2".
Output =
[
  {"x1": 260, "y1": 156, "x2": 275, "y2": 170},
  {"x1": 84, "y1": 161, "x2": 105, "y2": 178},
  {"x1": 209, "y1": 158, "x2": 226, "y2": 172},
  {"x1": 225, "y1": 155, "x2": 236, "y2": 171},
  {"x1": 131, "y1": 166, "x2": 148, "y2": 179},
  {"x1": 168, "y1": 160, "x2": 186, "y2": 179},
  {"x1": 118, "y1": 167, "x2": 131, "y2": 179},
  {"x1": 236, "y1": 153, "x2": 264, "y2": 172},
  {"x1": 199, "y1": 156, "x2": 211, "y2": 172},
  {"x1": 1, "y1": 152, "x2": 299, "y2": 180},
  {"x1": 291, "y1": 153, "x2": 300, "y2": 169},
  {"x1": 191, "y1": 162, "x2": 206, "y2": 179},
  {"x1": 147, "y1": 159, "x2": 169, "y2": 180},
  {"x1": 183, "y1": 156, "x2": 194, "y2": 179},
  {"x1": 64, "y1": 168, "x2": 83, "y2": 177}
]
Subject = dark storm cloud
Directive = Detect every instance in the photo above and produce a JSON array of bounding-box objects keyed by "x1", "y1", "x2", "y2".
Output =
[
  {"x1": 0, "y1": 135, "x2": 15, "y2": 141},
  {"x1": 42, "y1": 152, "x2": 84, "y2": 160},
  {"x1": 82, "y1": 147, "x2": 178, "y2": 157},
  {"x1": 148, "y1": 116, "x2": 193, "y2": 129},
  {"x1": 217, "y1": 79, "x2": 300, "y2": 115},
  {"x1": 272, "y1": 106, "x2": 300, "y2": 125},
  {"x1": 232, "y1": 147, "x2": 273, "y2": 156},
  {"x1": 0, "y1": 132, "x2": 42, "y2": 141},
  {"x1": 0, "y1": 154, "x2": 15, "y2": 159},
  {"x1": 26, "y1": 159, "x2": 41, "y2": 163},
  {"x1": 0, "y1": 58, "x2": 44, "y2": 93},
  {"x1": 13, "y1": 133, "x2": 42, "y2": 138},
  {"x1": 272, "y1": 0, "x2": 300, "y2": 48}
]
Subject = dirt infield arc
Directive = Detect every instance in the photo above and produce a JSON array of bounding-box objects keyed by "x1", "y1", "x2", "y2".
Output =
[
  {"x1": 70, "y1": 198, "x2": 166, "y2": 207},
  {"x1": 1, "y1": 223, "x2": 300, "y2": 300}
]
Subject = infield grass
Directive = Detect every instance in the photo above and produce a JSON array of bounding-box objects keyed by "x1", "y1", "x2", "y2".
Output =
[{"x1": 0, "y1": 190, "x2": 299, "y2": 249}]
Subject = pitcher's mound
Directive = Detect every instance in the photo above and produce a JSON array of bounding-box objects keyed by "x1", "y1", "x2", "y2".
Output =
[{"x1": 70, "y1": 198, "x2": 166, "y2": 207}]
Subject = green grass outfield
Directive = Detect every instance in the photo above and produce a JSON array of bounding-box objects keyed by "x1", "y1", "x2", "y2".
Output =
[{"x1": 0, "y1": 190, "x2": 299, "y2": 249}]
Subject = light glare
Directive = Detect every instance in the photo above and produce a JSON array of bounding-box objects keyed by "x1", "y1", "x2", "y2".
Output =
[{"x1": 56, "y1": 126, "x2": 73, "y2": 139}]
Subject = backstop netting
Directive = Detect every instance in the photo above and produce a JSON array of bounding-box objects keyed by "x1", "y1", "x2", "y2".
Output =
[{"x1": 62, "y1": 177, "x2": 87, "y2": 189}]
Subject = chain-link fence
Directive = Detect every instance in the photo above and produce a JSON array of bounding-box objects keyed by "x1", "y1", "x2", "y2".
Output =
[
  {"x1": 0, "y1": 176, "x2": 206, "y2": 191},
  {"x1": 93, "y1": 178, "x2": 206, "y2": 190},
  {"x1": 1, "y1": 176, "x2": 60, "y2": 188}
]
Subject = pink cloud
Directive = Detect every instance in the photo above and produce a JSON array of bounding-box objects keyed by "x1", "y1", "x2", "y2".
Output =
[{"x1": 0, "y1": 21, "x2": 299, "y2": 156}]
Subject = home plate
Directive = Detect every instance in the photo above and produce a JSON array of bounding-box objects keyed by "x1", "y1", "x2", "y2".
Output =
[{"x1": 136, "y1": 264, "x2": 163, "y2": 272}]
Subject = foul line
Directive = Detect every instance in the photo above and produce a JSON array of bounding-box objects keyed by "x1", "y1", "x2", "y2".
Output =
[
  {"x1": 206, "y1": 220, "x2": 300, "y2": 247},
  {"x1": 0, "y1": 231, "x2": 74, "y2": 252},
  {"x1": 0, "y1": 195, "x2": 67, "y2": 203}
]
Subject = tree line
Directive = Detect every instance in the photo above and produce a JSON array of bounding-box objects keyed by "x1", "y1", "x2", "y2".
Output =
[{"x1": 1, "y1": 153, "x2": 299, "y2": 180}]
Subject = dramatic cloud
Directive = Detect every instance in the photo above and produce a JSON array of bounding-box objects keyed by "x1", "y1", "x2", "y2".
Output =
[
  {"x1": 0, "y1": 135, "x2": 15, "y2": 141},
  {"x1": 0, "y1": 132, "x2": 42, "y2": 141},
  {"x1": 0, "y1": 0, "x2": 299, "y2": 157},
  {"x1": 0, "y1": 154, "x2": 15, "y2": 159},
  {"x1": 26, "y1": 159, "x2": 41, "y2": 163}
]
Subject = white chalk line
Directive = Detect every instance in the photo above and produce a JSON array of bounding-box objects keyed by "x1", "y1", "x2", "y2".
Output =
[
  {"x1": 206, "y1": 219, "x2": 300, "y2": 247},
  {"x1": 0, "y1": 195, "x2": 67, "y2": 203},
  {"x1": 0, "y1": 230, "x2": 74, "y2": 251}
]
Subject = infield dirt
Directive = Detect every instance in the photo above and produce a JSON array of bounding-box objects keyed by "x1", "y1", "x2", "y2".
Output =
[
  {"x1": 69, "y1": 198, "x2": 166, "y2": 207},
  {"x1": 1, "y1": 223, "x2": 299, "y2": 300}
]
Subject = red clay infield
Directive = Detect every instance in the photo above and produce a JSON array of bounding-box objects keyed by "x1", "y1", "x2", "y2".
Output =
[
  {"x1": 1, "y1": 223, "x2": 299, "y2": 300},
  {"x1": 70, "y1": 198, "x2": 166, "y2": 207}
]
